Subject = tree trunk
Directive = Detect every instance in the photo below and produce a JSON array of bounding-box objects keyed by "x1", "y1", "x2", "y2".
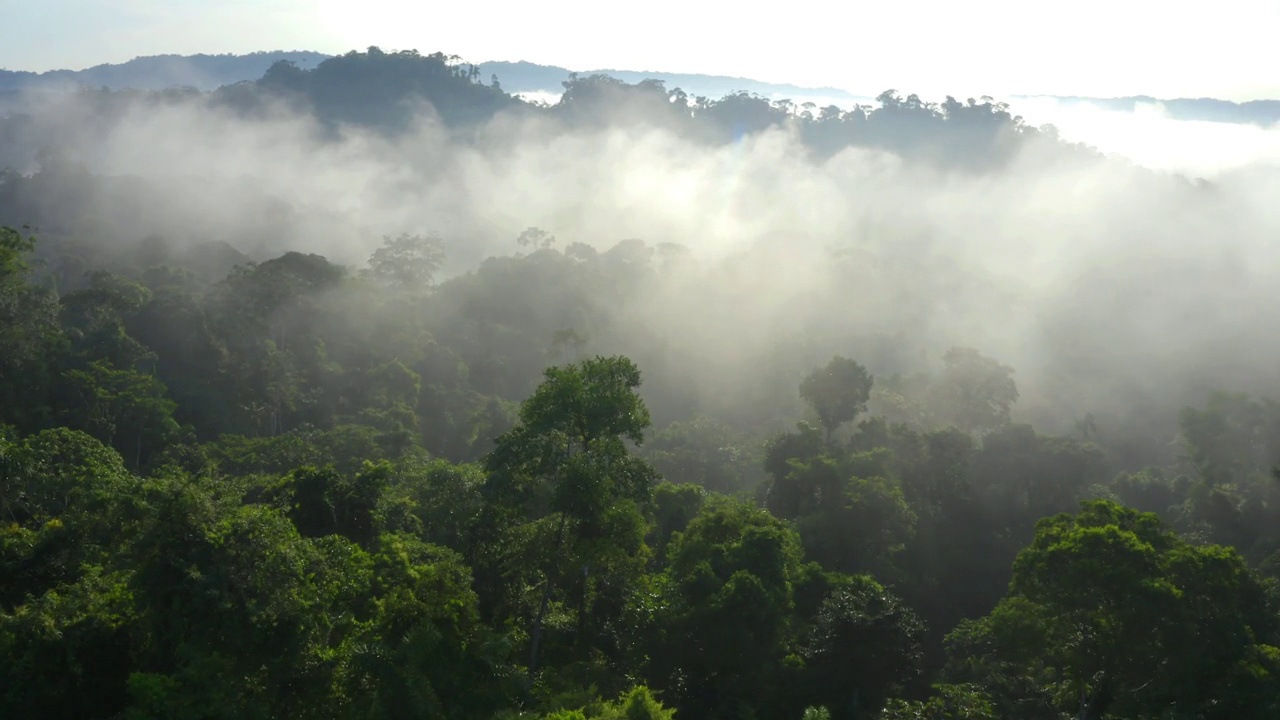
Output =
[
  {"x1": 528, "y1": 512, "x2": 569, "y2": 679},
  {"x1": 1076, "y1": 676, "x2": 1112, "y2": 720},
  {"x1": 575, "y1": 564, "x2": 590, "y2": 646},
  {"x1": 528, "y1": 577, "x2": 554, "y2": 678}
]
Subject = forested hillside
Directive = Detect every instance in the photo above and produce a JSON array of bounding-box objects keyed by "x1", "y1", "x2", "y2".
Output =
[
  {"x1": 1, "y1": 48, "x2": 1278, "y2": 719},
  {"x1": 0, "y1": 46, "x2": 1079, "y2": 168},
  {"x1": 0, "y1": 51, "x2": 332, "y2": 92},
  {"x1": 6, "y1": 49, "x2": 1279, "y2": 127}
]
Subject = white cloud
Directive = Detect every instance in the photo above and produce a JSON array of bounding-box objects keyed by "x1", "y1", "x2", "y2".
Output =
[
  {"x1": 16, "y1": 87, "x2": 1280, "y2": 436},
  {"x1": 1013, "y1": 97, "x2": 1280, "y2": 177},
  {"x1": 5, "y1": 1, "x2": 1279, "y2": 99}
]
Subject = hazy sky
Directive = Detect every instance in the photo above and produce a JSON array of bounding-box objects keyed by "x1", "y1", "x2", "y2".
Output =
[{"x1": 1, "y1": 0, "x2": 1276, "y2": 100}]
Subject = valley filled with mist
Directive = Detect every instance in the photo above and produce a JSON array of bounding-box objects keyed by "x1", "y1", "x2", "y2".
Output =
[{"x1": 2, "y1": 47, "x2": 1279, "y2": 720}]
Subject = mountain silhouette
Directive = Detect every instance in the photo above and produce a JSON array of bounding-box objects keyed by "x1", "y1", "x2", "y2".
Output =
[{"x1": 3, "y1": 51, "x2": 1279, "y2": 125}]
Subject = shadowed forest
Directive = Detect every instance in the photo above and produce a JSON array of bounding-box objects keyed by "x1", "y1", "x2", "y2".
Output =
[{"x1": 1, "y1": 48, "x2": 1279, "y2": 720}]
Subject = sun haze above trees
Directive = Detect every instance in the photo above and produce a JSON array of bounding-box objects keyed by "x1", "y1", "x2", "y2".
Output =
[
  {"x1": 2, "y1": 219, "x2": 1278, "y2": 717},
  {"x1": 0, "y1": 43, "x2": 1276, "y2": 720}
]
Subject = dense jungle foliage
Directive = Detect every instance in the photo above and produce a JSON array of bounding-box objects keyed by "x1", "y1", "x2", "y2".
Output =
[{"x1": 1, "y1": 48, "x2": 1277, "y2": 719}]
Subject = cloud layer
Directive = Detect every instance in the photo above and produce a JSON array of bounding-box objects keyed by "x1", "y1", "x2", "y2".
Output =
[{"x1": 8, "y1": 89, "x2": 1280, "y2": 445}]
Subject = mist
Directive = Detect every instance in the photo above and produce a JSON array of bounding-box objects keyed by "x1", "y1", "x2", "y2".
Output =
[
  {"x1": 7, "y1": 47, "x2": 1280, "y2": 720},
  {"x1": 1014, "y1": 96, "x2": 1280, "y2": 176},
  {"x1": 5, "y1": 80, "x2": 1280, "y2": 452}
]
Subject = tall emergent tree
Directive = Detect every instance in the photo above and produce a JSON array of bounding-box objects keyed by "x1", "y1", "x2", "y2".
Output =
[
  {"x1": 800, "y1": 356, "x2": 874, "y2": 443},
  {"x1": 366, "y1": 232, "x2": 447, "y2": 289},
  {"x1": 934, "y1": 347, "x2": 1018, "y2": 435},
  {"x1": 479, "y1": 355, "x2": 658, "y2": 677}
]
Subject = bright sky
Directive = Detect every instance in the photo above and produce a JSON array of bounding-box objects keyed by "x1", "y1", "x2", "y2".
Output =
[{"x1": 1, "y1": 0, "x2": 1277, "y2": 100}]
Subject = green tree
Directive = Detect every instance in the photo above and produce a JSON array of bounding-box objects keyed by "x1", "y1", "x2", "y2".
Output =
[
  {"x1": 517, "y1": 227, "x2": 557, "y2": 251},
  {"x1": 1, "y1": 566, "x2": 136, "y2": 718},
  {"x1": 375, "y1": 456, "x2": 486, "y2": 551},
  {"x1": 0, "y1": 428, "x2": 142, "y2": 607},
  {"x1": 129, "y1": 480, "x2": 334, "y2": 718},
  {"x1": 800, "y1": 356, "x2": 873, "y2": 443},
  {"x1": 647, "y1": 481, "x2": 705, "y2": 563},
  {"x1": 596, "y1": 686, "x2": 676, "y2": 720},
  {"x1": 801, "y1": 576, "x2": 925, "y2": 719},
  {"x1": 932, "y1": 348, "x2": 1018, "y2": 435},
  {"x1": 479, "y1": 356, "x2": 657, "y2": 678},
  {"x1": 367, "y1": 233, "x2": 447, "y2": 289},
  {"x1": 879, "y1": 685, "x2": 996, "y2": 720},
  {"x1": 644, "y1": 416, "x2": 761, "y2": 493},
  {"x1": 275, "y1": 462, "x2": 389, "y2": 547},
  {"x1": 0, "y1": 225, "x2": 35, "y2": 281},
  {"x1": 643, "y1": 498, "x2": 806, "y2": 720},
  {"x1": 63, "y1": 360, "x2": 183, "y2": 470},
  {"x1": 0, "y1": 429, "x2": 145, "y2": 719},
  {"x1": 338, "y1": 534, "x2": 509, "y2": 720},
  {"x1": 59, "y1": 270, "x2": 155, "y2": 371},
  {"x1": 763, "y1": 434, "x2": 916, "y2": 579},
  {"x1": 0, "y1": 227, "x2": 63, "y2": 431},
  {"x1": 946, "y1": 500, "x2": 1280, "y2": 720},
  {"x1": 791, "y1": 456, "x2": 917, "y2": 579}
]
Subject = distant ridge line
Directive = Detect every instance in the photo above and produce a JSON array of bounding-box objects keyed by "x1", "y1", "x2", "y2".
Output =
[{"x1": 2, "y1": 52, "x2": 1278, "y2": 124}]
